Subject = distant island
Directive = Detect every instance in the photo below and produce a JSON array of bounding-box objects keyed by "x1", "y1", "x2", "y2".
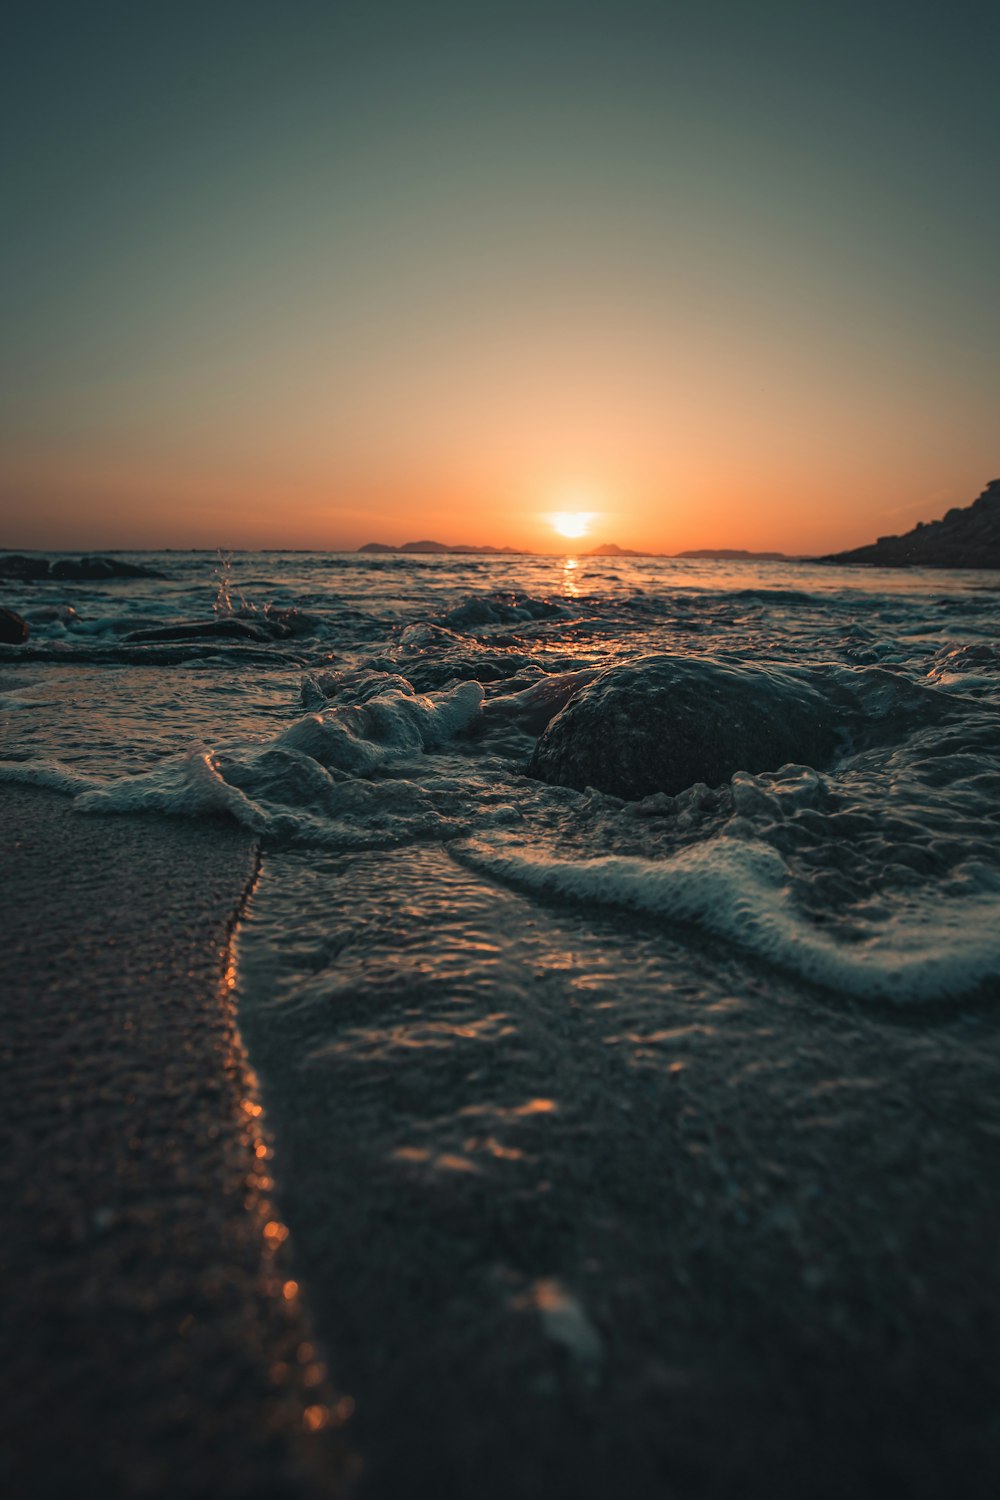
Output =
[
  {"x1": 583, "y1": 542, "x2": 649, "y2": 557},
  {"x1": 358, "y1": 540, "x2": 524, "y2": 555},
  {"x1": 585, "y1": 543, "x2": 792, "y2": 559},
  {"x1": 673, "y1": 548, "x2": 791, "y2": 561},
  {"x1": 820, "y1": 479, "x2": 1000, "y2": 568},
  {"x1": 358, "y1": 540, "x2": 793, "y2": 560}
]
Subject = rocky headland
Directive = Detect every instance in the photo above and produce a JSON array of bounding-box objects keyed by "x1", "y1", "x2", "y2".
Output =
[{"x1": 821, "y1": 479, "x2": 1000, "y2": 568}]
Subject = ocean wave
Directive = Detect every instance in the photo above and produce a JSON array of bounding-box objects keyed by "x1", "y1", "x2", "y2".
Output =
[
  {"x1": 454, "y1": 836, "x2": 1000, "y2": 1004},
  {"x1": 0, "y1": 678, "x2": 488, "y2": 847}
]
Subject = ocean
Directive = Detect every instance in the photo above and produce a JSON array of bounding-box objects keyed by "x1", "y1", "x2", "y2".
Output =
[{"x1": 3, "y1": 549, "x2": 999, "y2": 1015}]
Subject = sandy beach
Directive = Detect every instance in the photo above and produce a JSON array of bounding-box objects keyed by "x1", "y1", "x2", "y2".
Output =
[
  {"x1": 0, "y1": 787, "x2": 351, "y2": 1499},
  {"x1": 5, "y1": 784, "x2": 1000, "y2": 1497}
]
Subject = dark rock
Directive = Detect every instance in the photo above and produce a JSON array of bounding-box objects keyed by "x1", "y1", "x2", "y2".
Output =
[
  {"x1": 441, "y1": 593, "x2": 568, "y2": 631},
  {"x1": 0, "y1": 607, "x2": 29, "y2": 644},
  {"x1": 528, "y1": 656, "x2": 842, "y2": 799},
  {"x1": 51, "y1": 557, "x2": 115, "y2": 580},
  {"x1": 820, "y1": 479, "x2": 1000, "y2": 569},
  {"x1": 0, "y1": 555, "x2": 50, "y2": 581},
  {"x1": 124, "y1": 618, "x2": 272, "y2": 644},
  {"x1": 259, "y1": 606, "x2": 321, "y2": 638},
  {"x1": 124, "y1": 610, "x2": 317, "y2": 645},
  {"x1": 406, "y1": 650, "x2": 541, "y2": 692},
  {"x1": 528, "y1": 655, "x2": 958, "y2": 800},
  {"x1": 50, "y1": 556, "x2": 166, "y2": 580}
]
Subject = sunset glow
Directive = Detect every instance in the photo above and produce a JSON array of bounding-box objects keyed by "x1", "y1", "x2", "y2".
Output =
[
  {"x1": 549, "y1": 512, "x2": 595, "y2": 540},
  {"x1": 0, "y1": 4, "x2": 996, "y2": 555}
]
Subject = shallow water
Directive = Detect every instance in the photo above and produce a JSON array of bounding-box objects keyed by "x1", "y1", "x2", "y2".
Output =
[{"x1": 3, "y1": 548, "x2": 999, "y2": 1015}]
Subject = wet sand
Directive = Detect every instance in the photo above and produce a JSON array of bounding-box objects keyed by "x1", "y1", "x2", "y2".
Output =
[
  {"x1": 0, "y1": 788, "x2": 350, "y2": 1499},
  {"x1": 239, "y1": 844, "x2": 1000, "y2": 1500},
  {"x1": 4, "y1": 789, "x2": 1000, "y2": 1498}
]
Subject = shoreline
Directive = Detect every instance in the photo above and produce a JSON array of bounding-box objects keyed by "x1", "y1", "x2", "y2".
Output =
[
  {"x1": 4, "y1": 783, "x2": 1000, "y2": 1495},
  {"x1": 0, "y1": 787, "x2": 351, "y2": 1498}
]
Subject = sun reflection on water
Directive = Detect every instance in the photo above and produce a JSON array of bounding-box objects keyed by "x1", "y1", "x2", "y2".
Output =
[{"x1": 224, "y1": 909, "x2": 359, "y2": 1475}]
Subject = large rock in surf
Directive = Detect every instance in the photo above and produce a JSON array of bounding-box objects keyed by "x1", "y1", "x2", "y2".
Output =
[
  {"x1": 527, "y1": 655, "x2": 845, "y2": 800},
  {"x1": 0, "y1": 607, "x2": 29, "y2": 644}
]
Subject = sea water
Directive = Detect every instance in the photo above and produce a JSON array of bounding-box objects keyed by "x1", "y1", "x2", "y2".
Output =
[{"x1": 3, "y1": 549, "x2": 1000, "y2": 1022}]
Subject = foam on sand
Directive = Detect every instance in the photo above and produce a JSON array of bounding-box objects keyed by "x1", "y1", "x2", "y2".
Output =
[
  {"x1": 455, "y1": 836, "x2": 1000, "y2": 1004},
  {"x1": 0, "y1": 679, "x2": 486, "y2": 845}
]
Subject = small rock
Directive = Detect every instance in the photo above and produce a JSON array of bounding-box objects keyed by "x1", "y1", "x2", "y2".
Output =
[
  {"x1": 0, "y1": 607, "x2": 29, "y2": 644},
  {"x1": 50, "y1": 556, "x2": 166, "y2": 580},
  {"x1": 0, "y1": 554, "x2": 50, "y2": 581},
  {"x1": 124, "y1": 618, "x2": 272, "y2": 644}
]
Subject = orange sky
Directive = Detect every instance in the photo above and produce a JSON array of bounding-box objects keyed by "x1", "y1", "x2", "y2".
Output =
[
  {"x1": 2, "y1": 441, "x2": 995, "y2": 557},
  {"x1": 2, "y1": 4, "x2": 997, "y2": 555}
]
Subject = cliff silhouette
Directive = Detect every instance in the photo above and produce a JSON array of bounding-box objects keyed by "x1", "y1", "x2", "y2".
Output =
[{"x1": 821, "y1": 480, "x2": 1000, "y2": 568}]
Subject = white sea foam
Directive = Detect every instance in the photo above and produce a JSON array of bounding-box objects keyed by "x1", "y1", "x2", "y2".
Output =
[
  {"x1": 274, "y1": 680, "x2": 484, "y2": 775},
  {"x1": 0, "y1": 758, "x2": 100, "y2": 796},
  {"x1": 0, "y1": 679, "x2": 486, "y2": 847},
  {"x1": 456, "y1": 836, "x2": 1000, "y2": 1004},
  {"x1": 74, "y1": 745, "x2": 271, "y2": 826}
]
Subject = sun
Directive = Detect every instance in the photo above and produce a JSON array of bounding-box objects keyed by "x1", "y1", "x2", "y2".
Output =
[{"x1": 549, "y1": 511, "x2": 594, "y2": 540}]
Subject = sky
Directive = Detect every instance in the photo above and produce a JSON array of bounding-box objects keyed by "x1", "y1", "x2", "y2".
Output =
[{"x1": 1, "y1": 0, "x2": 998, "y2": 554}]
